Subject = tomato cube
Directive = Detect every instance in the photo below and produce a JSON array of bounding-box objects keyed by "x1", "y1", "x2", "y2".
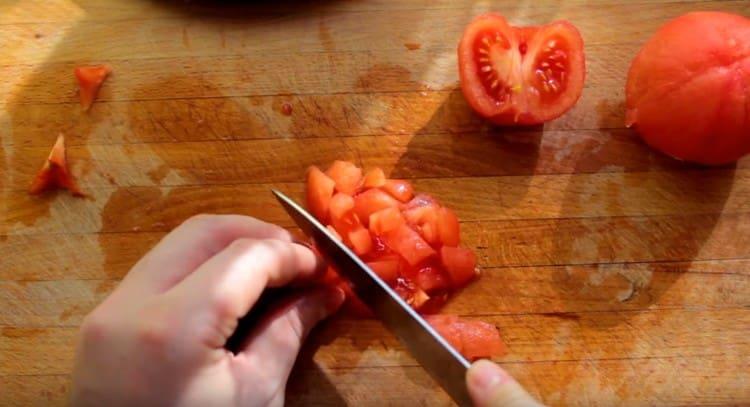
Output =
[
  {"x1": 383, "y1": 224, "x2": 436, "y2": 266},
  {"x1": 329, "y1": 193, "x2": 355, "y2": 220},
  {"x1": 306, "y1": 166, "x2": 336, "y2": 223},
  {"x1": 366, "y1": 259, "x2": 400, "y2": 283},
  {"x1": 414, "y1": 265, "x2": 450, "y2": 294},
  {"x1": 382, "y1": 179, "x2": 414, "y2": 202},
  {"x1": 348, "y1": 227, "x2": 373, "y2": 256},
  {"x1": 326, "y1": 160, "x2": 363, "y2": 195},
  {"x1": 369, "y1": 207, "x2": 405, "y2": 236},
  {"x1": 440, "y1": 246, "x2": 478, "y2": 287},
  {"x1": 362, "y1": 168, "x2": 387, "y2": 189},
  {"x1": 437, "y1": 207, "x2": 461, "y2": 247},
  {"x1": 353, "y1": 188, "x2": 400, "y2": 225}
]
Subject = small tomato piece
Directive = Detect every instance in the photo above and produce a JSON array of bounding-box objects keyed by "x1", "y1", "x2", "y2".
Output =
[
  {"x1": 75, "y1": 65, "x2": 111, "y2": 111},
  {"x1": 369, "y1": 207, "x2": 406, "y2": 236},
  {"x1": 353, "y1": 188, "x2": 400, "y2": 226},
  {"x1": 362, "y1": 168, "x2": 387, "y2": 189},
  {"x1": 437, "y1": 207, "x2": 461, "y2": 247},
  {"x1": 383, "y1": 224, "x2": 437, "y2": 266},
  {"x1": 348, "y1": 226, "x2": 373, "y2": 256},
  {"x1": 306, "y1": 166, "x2": 336, "y2": 223},
  {"x1": 29, "y1": 134, "x2": 84, "y2": 197},
  {"x1": 326, "y1": 160, "x2": 363, "y2": 195},
  {"x1": 367, "y1": 259, "x2": 400, "y2": 283},
  {"x1": 382, "y1": 179, "x2": 414, "y2": 202},
  {"x1": 440, "y1": 246, "x2": 478, "y2": 287}
]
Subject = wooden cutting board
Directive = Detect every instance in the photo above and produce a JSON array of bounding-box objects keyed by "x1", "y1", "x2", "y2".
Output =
[{"x1": 1, "y1": 0, "x2": 749, "y2": 405}]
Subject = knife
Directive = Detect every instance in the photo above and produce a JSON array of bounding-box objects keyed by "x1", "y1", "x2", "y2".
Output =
[{"x1": 272, "y1": 189, "x2": 473, "y2": 405}]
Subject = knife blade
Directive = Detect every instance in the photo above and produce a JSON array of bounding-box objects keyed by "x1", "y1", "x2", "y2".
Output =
[{"x1": 272, "y1": 189, "x2": 472, "y2": 405}]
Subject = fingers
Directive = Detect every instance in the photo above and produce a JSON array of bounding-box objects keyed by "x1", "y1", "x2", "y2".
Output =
[
  {"x1": 166, "y1": 238, "x2": 323, "y2": 345},
  {"x1": 466, "y1": 360, "x2": 545, "y2": 407},
  {"x1": 239, "y1": 287, "x2": 345, "y2": 382},
  {"x1": 122, "y1": 215, "x2": 292, "y2": 294}
]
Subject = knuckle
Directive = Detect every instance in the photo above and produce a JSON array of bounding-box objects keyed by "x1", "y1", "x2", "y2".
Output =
[
  {"x1": 135, "y1": 307, "x2": 172, "y2": 351},
  {"x1": 210, "y1": 293, "x2": 238, "y2": 322},
  {"x1": 227, "y1": 237, "x2": 258, "y2": 253},
  {"x1": 181, "y1": 214, "x2": 218, "y2": 231}
]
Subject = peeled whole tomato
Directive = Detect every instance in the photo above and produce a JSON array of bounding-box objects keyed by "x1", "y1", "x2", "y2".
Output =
[{"x1": 626, "y1": 12, "x2": 750, "y2": 165}]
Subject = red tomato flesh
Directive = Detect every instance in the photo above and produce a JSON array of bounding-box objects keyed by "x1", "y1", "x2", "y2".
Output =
[
  {"x1": 625, "y1": 12, "x2": 750, "y2": 165},
  {"x1": 75, "y1": 65, "x2": 111, "y2": 111},
  {"x1": 305, "y1": 161, "x2": 503, "y2": 359},
  {"x1": 426, "y1": 315, "x2": 506, "y2": 361},
  {"x1": 458, "y1": 13, "x2": 586, "y2": 125},
  {"x1": 326, "y1": 160, "x2": 363, "y2": 195}
]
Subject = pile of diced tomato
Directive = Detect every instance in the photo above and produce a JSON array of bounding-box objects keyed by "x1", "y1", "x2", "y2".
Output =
[
  {"x1": 306, "y1": 161, "x2": 504, "y2": 360},
  {"x1": 307, "y1": 161, "x2": 479, "y2": 313}
]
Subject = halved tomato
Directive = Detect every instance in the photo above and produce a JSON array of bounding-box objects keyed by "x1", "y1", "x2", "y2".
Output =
[{"x1": 458, "y1": 13, "x2": 586, "y2": 125}]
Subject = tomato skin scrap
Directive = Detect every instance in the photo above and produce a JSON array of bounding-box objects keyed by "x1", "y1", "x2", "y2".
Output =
[
  {"x1": 29, "y1": 134, "x2": 84, "y2": 197},
  {"x1": 626, "y1": 12, "x2": 750, "y2": 165},
  {"x1": 426, "y1": 315, "x2": 505, "y2": 361},
  {"x1": 75, "y1": 65, "x2": 111, "y2": 111},
  {"x1": 306, "y1": 166, "x2": 336, "y2": 224}
]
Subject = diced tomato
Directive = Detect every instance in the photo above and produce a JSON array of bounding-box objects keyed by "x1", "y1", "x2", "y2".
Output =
[
  {"x1": 353, "y1": 188, "x2": 400, "y2": 225},
  {"x1": 348, "y1": 226, "x2": 373, "y2": 256},
  {"x1": 306, "y1": 166, "x2": 336, "y2": 223},
  {"x1": 419, "y1": 221, "x2": 440, "y2": 245},
  {"x1": 456, "y1": 320, "x2": 506, "y2": 360},
  {"x1": 369, "y1": 207, "x2": 405, "y2": 236},
  {"x1": 440, "y1": 246, "x2": 478, "y2": 287},
  {"x1": 395, "y1": 277, "x2": 430, "y2": 309},
  {"x1": 403, "y1": 194, "x2": 437, "y2": 211},
  {"x1": 437, "y1": 207, "x2": 461, "y2": 247},
  {"x1": 329, "y1": 193, "x2": 355, "y2": 220},
  {"x1": 426, "y1": 315, "x2": 505, "y2": 360},
  {"x1": 367, "y1": 259, "x2": 400, "y2": 283},
  {"x1": 362, "y1": 168, "x2": 387, "y2": 189},
  {"x1": 75, "y1": 65, "x2": 111, "y2": 111},
  {"x1": 326, "y1": 160, "x2": 363, "y2": 195},
  {"x1": 383, "y1": 225, "x2": 436, "y2": 266},
  {"x1": 382, "y1": 180, "x2": 414, "y2": 202},
  {"x1": 413, "y1": 265, "x2": 451, "y2": 294},
  {"x1": 29, "y1": 134, "x2": 84, "y2": 197}
]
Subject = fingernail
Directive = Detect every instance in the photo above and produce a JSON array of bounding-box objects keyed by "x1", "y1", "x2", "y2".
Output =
[
  {"x1": 324, "y1": 286, "x2": 346, "y2": 314},
  {"x1": 469, "y1": 360, "x2": 510, "y2": 391}
]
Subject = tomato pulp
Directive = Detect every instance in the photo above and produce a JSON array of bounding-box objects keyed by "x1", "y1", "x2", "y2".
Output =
[
  {"x1": 626, "y1": 12, "x2": 750, "y2": 165},
  {"x1": 458, "y1": 13, "x2": 586, "y2": 125}
]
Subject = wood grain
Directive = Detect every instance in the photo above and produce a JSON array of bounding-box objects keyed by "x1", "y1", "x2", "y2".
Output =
[{"x1": 1, "y1": 0, "x2": 749, "y2": 405}]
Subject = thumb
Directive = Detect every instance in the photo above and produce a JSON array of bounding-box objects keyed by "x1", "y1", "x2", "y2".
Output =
[{"x1": 466, "y1": 359, "x2": 544, "y2": 407}]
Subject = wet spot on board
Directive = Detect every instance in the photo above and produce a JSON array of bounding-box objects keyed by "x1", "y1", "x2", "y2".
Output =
[
  {"x1": 545, "y1": 312, "x2": 581, "y2": 321},
  {"x1": 404, "y1": 42, "x2": 421, "y2": 51},
  {"x1": 354, "y1": 64, "x2": 427, "y2": 92},
  {"x1": 1, "y1": 327, "x2": 44, "y2": 339},
  {"x1": 95, "y1": 280, "x2": 116, "y2": 295}
]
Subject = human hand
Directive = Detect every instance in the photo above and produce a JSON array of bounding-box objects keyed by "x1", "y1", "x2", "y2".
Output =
[
  {"x1": 467, "y1": 360, "x2": 545, "y2": 407},
  {"x1": 71, "y1": 215, "x2": 345, "y2": 407}
]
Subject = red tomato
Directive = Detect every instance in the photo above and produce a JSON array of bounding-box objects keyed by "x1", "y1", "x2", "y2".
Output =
[
  {"x1": 326, "y1": 160, "x2": 363, "y2": 195},
  {"x1": 436, "y1": 207, "x2": 461, "y2": 247},
  {"x1": 426, "y1": 315, "x2": 505, "y2": 361},
  {"x1": 394, "y1": 277, "x2": 430, "y2": 309},
  {"x1": 329, "y1": 193, "x2": 355, "y2": 220},
  {"x1": 369, "y1": 207, "x2": 405, "y2": 236},
  {"x1": 75, "y1": 65, "x2": 111, "y2": 111},
  {"x1": 458, "y1": 13, "x2": 585, "y2": 125},
  {"x1": 626, "y1": 12, "x2": 750, "y2": 165},
  {"x1": 382, "y1": 180, "x2": 415, "y2": 203},
  {"x1": 306, "y1": 166, "x2": 336, "y2": 223},
  {"x1": 362, "y1": 168, "x2": 387, "y2": 189},
  {"x1": 440, "y1": 246, "x2": 478, "y2": 287},
  {"x1": 413, "y1": 265, "x2": 451, "y2": 294},
  {"x1": 353, "y1": 188, "x2": 400, "y2": 225},
  {"x1": 383, "y1": 225, "x2": 437, "y2": 266},
  {"x1": 367, "y1": 259, "x2": 400, "y2": 283}
]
